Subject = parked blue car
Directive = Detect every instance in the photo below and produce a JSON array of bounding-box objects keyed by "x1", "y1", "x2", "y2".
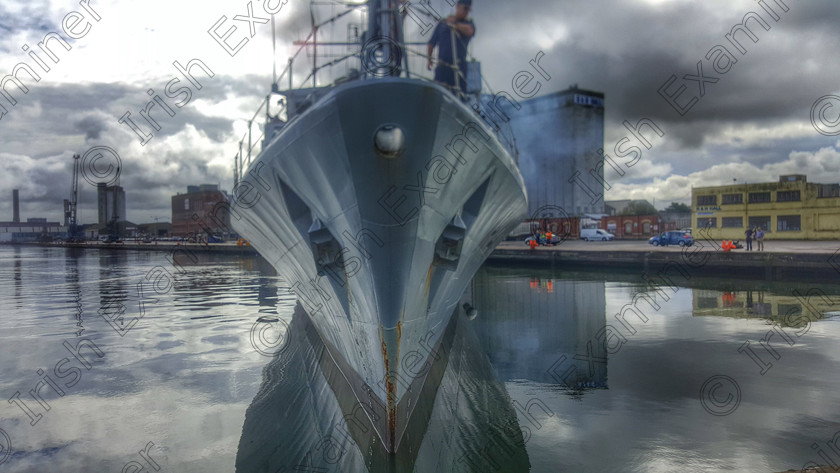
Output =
[{"x1": 649, "y1": 231, "x2": 694, "y2": 247}]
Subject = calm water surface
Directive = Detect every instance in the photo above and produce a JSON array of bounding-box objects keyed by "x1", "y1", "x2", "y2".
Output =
[{"x1": 1, "y1": 245, "x2": 839, "y2": 472}]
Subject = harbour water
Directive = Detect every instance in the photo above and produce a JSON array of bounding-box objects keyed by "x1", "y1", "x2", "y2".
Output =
[{"x1": 1, "y1": 245, "x2": 839, "y2": 472}]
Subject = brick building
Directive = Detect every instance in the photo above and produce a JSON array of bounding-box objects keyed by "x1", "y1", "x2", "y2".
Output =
[{"x1": 171, "y1": 185, "x2": 231, "y2": 237}]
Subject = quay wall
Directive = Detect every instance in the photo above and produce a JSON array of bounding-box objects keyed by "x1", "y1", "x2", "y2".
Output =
[{"x1": 488, "y1": 245, "x2": 840, "y2": 282}]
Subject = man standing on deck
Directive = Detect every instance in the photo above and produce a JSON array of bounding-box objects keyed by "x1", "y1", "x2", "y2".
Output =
[{"x1": 426, "y1": 0, "x2": 475, "y2": 96}]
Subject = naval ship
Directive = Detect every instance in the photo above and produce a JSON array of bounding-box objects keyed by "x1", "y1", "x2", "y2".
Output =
[{"x1": 231, "y1": 0, "x2": 528, "y2": 455}]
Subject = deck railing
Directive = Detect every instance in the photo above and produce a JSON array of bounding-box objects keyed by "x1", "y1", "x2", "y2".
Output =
[{"x1": 232, "y1": 3, "x2": 519, "y2": 186}]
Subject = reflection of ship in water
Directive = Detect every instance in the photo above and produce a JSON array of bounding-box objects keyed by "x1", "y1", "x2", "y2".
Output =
[
  {"x1": 469, "y1": 267, "x2": 608, "y2": 391},
  {"x1": 693, "y1": 288, "x2": 840, "y2": 327},
  {"x1": 236, "y1": 305, "x2": 529, "y2": 472}
]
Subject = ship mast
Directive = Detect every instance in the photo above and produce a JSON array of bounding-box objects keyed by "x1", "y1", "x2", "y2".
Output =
[{"x1": 366, "y1": 0, "x2": 405, "y2": 78}]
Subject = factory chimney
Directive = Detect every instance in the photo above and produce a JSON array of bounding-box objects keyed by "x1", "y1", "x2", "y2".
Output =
[{"x1": 12, "y1": 189, "x2": 20, "y2": 223}]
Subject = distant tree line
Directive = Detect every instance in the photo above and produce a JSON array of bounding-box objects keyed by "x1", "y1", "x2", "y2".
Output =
[
  {"x1": 615, "y1": 201, "x2": 691, "y2": 216},
  {"x1": 619, "y1": 201, "x2": 658, "y2": 216},
  {"x1": 661, "y1": 202, "x2": 691, "y2": 213}
]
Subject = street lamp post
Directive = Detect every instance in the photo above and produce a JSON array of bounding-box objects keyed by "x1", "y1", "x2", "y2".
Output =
[{"x1": 735, "y1": 178, "x2": 749, "y2": 230}]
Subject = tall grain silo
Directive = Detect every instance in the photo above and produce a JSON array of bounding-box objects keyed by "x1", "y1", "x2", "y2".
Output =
[{"x1": 508, "y1": 86, "x2": 605, "y2": 218}]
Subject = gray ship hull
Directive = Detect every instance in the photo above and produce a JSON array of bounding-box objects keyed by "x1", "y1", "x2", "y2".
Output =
[{"x1": 232, "y1": 77, "x2": 527, "y2": 451}]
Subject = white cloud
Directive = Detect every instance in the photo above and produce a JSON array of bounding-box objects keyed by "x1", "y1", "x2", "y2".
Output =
[
  {"x1": 607, "y1": 143, "x2": 840, "y2": 204},
  {"x1": 606, "y1": 158, "x2": 673, "y2": 182},
  {"x1": 3, "y1": 0, "x2": 840, "y2": 222},
  {"x1": 709, "y1": 121, "x2": 821, "y2": 149}
]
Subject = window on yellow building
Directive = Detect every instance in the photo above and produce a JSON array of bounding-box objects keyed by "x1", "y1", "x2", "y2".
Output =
[
  {"x1": 776, "y1": 190, "x2": 800, "y2": 202},
  {"x1": 748, "y1": 192, "x2": 771, "y2": 203},
  {"x1": 748, "y1": 216, "x2": 771, "y2": 231},
  {"x1": 818, "y1": 184, "x2": 839, "y2": 198},
  {"x1": 722, "y1": 194, "x2": 743, "y2": 204},
  {"x1": 777, "y1": 215, "x2": 801, "y2": 231},
  {"x1": 697, "y1": 195, "x2": 717, "y2": 205},
  {"x1": 698, "y1": 218, "x2": 717, "y2": 228},
  {"x1": 722, "y1": 217, "x2": 743, "y2": 228}
]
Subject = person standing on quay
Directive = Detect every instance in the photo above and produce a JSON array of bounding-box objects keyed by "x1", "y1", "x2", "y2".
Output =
[
  {"x1": 756, "y1": 227, "x2": 764, "y2": 251},
  {"x1": 745, "y1": 226, "x2": 753, "y2": 251}
]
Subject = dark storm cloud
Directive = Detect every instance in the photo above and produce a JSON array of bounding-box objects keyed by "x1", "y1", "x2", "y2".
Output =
[
  {"x1": 0, "y1": 76, "x2": 259, "y2": 157},
  {"x1": 0, "y1": 0, "x2": 57, "y2": 38},
  {"x1": 0, "y1": 75, "x2": 256, "y2": 223},
  {"x1": 4, "y1": 0, "x2": 840, "y2": 219},
  {"x1": 126, "y1": 147, "x2": 230, "y2": 209},
  {"x1": 468, "y1": 0, "x2": 840, "y2": 156},
  {"x1": 74, "y1": 115, "x2": 107, "y2": 140}
]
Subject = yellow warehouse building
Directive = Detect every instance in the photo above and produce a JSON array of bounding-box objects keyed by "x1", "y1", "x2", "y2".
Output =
[{"x1": 691, "y1": 174, "x2": 840, "y2": 240}]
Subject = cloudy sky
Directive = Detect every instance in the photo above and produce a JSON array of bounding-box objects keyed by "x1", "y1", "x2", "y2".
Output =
[{"x1": 1, "y1": 0, "x2": 839, "y2": 224}]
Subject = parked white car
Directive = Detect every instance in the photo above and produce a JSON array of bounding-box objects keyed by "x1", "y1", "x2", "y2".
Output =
[{"x1": 581, "y1": 229, "x2": 614, "y2": 241}]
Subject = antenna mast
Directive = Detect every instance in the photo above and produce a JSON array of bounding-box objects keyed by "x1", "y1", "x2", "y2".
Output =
[{"x1": 272, "y1": 15, "x2": 277, "y2": 86}]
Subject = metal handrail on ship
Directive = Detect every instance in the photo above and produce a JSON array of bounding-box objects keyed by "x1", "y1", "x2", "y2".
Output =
[
  {"x1": 401, "y1": 44, "x2": 520, "y2": 162},
  {"x1": 232, "y1": 5, "x2": 519, "y2": 186}
]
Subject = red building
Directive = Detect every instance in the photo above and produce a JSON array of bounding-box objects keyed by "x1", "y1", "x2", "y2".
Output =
[
  {"x1": 600, "y1": 215, "x2": 664, "y2": 239},
  {"x1": 171, "y1": 185, "x2": 232, "y2": 237}
]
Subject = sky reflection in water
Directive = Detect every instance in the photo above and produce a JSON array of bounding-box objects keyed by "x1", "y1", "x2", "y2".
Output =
[{"x1": 0, "y1": 246, "x2": 839, "y2": 472}]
